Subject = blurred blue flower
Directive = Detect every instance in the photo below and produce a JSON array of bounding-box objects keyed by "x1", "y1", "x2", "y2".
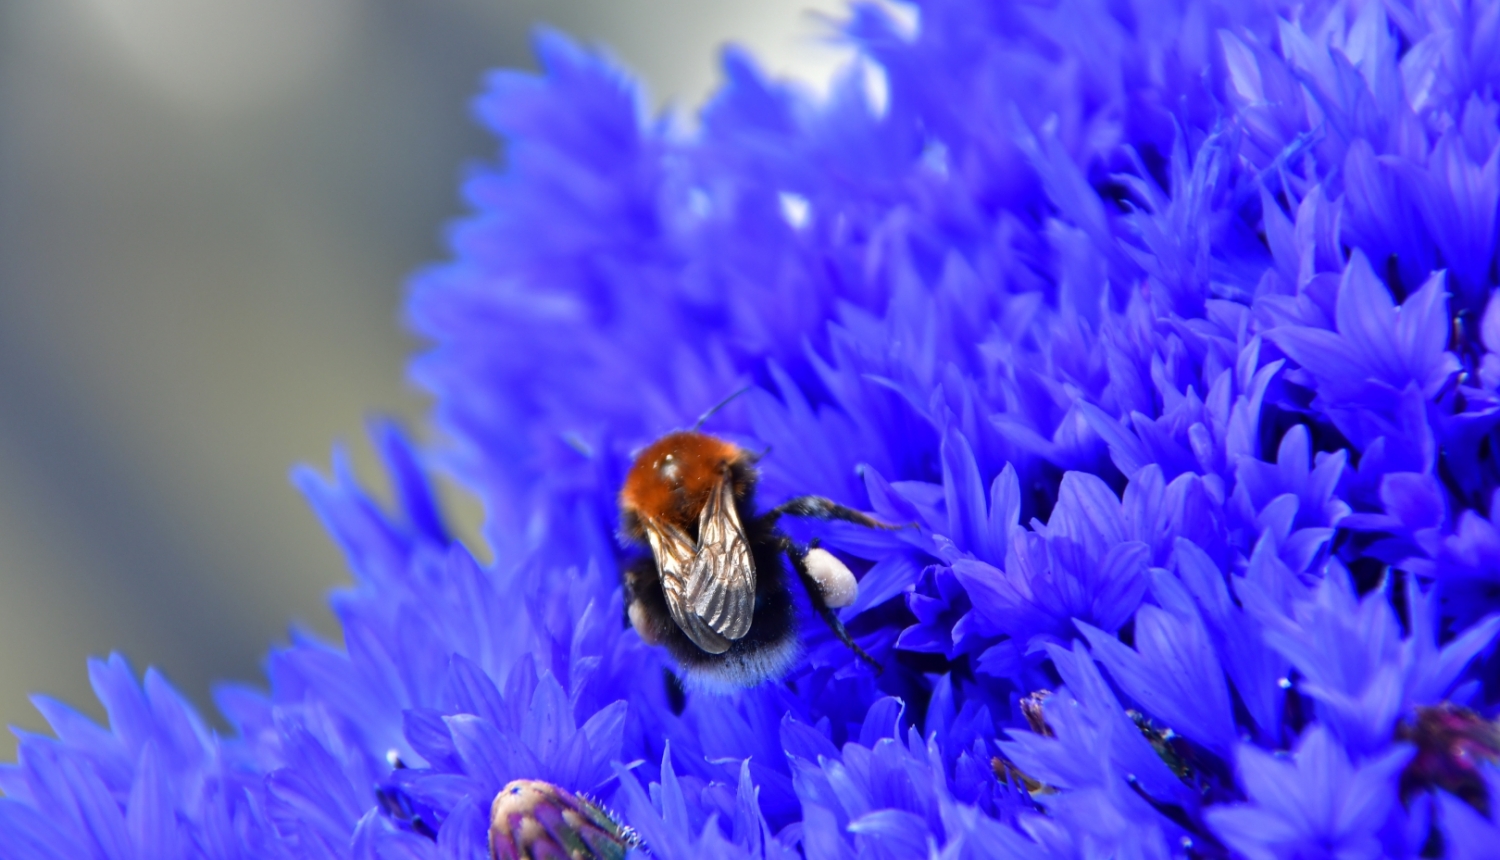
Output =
[
  {"x1": 13, "y1": 0, "x2": 1500, "y2": 857},
  {"x1": 1206, "y1": 725, "x2": 1413, "y2": 860},
  {"x1": 1246, "y1": 561, "x2": 1500, "y2": 759}
]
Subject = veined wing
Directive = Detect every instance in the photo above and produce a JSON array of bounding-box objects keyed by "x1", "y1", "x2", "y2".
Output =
[
  {"x1": 645, "y1": 518, "x2": 732, "y2": 654},
  {"x1": 685, "y1": 475, "x2": 755, "y2": 641}
]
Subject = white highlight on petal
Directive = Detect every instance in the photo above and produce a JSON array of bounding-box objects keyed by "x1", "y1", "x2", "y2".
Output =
[
  {"x1": 1218, "y1": 30, "x2": 1264, "y2": 106},
  {"x1": 805, "y1": 547, "x2": 857, "y2": 608},
  {"x1": 874, "y1": 0, "x2": 921, "y2": 41},
  {"x1": 779, "y1": 192, "x2": 811, "y2": 229},
  {"x1": 688, "y1": 188, "x2": 711, "y2": 218},
  {"x1": 921, "y1": 140, "x2": 949, "y2": 178},
  {"x1": 861, "y1": 58, "x2": 890, "y2": 119}
]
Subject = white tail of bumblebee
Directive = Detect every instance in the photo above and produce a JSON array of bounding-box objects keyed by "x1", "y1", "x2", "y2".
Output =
[{"x1": 805, "y1": 547, "x2": 857, "y2": 608}]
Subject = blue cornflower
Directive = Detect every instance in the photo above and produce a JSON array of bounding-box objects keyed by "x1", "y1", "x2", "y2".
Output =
[
  {"x1": 0, "y1": 654, "x2": 261, "y2": 858},
  {"x1": 1247, "y1": 562, "x2": 1500, "y2": 759},
  {"x1": 14, "y1": 0, "x2": 1500, "y2": 857},
  {"x1": 1206, "y1": 725, "x2": 1413, "y2": 860},
  {"x1": 953, "y1": 468, "x2": 1150, "y2": 654},
  {"x1": 1407, "y1": 487, "x2": 1500, "y2": 627}
]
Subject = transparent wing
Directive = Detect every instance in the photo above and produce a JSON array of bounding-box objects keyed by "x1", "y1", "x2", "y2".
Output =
[
  {"x1": 645, "y1": 519, "x2": 732, "y2": 654},
  {"x1": 685, "y1": 475, "x2": 755, "y2": 641}
]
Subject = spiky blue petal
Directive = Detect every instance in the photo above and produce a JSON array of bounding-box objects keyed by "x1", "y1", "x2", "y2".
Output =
[{"x1": 14, "y1": 0, "x2": 1500, "y2": 857}]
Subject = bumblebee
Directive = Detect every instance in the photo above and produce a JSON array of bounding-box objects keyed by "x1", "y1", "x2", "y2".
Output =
[{"x1": 619, "y1": 430, "x2": 887, "y2": 688}]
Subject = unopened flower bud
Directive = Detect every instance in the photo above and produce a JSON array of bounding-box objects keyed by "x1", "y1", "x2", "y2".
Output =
[{"x1": 489, "y1": 779, "x2": 639, "y2": 860}]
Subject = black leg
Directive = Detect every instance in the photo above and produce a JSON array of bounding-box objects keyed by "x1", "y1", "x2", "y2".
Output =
[
  {"x1": 780, "y1": 536, "x2": 883, "y2": 674},
  {"x1": 762, "y1": 495, "x2": 895, "y2": 530}
]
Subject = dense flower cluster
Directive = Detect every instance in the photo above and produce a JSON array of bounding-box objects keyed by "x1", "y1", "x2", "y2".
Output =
[{"x1": 9, "y1": 0, "x2": 1500, "y2": 856}]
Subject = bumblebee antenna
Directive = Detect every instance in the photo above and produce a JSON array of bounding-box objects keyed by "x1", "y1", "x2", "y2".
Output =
[{"x1": 691, "y1": 385, "x2": 752, "y2": 431}]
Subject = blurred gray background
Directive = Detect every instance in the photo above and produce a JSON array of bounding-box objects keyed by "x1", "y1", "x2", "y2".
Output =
[{"x1": 0, "y1": 0, "x2": 846, "y2": 755}]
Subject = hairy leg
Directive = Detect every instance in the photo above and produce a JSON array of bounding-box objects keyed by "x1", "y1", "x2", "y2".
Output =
[
  {"x1": 762, "y1": 495, "x2": 896, "y2": 530},
  {"x1": 780, "y1": 536, "x2": 882, "y2": 673}
]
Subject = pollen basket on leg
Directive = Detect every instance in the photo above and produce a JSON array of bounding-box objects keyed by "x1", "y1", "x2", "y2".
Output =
[{"x1": 804, "y1": 547, "x2": 857, "y2": 608}]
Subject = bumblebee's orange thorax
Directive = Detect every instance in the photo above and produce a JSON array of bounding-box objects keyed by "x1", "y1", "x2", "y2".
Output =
[{"x1": 621, "y1": 431, "x2": 744, "y2": 532}]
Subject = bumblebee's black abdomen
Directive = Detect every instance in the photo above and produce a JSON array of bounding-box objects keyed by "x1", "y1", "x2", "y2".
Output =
[{"x1": 622, "y1": 497, "x2": 799, "y2": 689}]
